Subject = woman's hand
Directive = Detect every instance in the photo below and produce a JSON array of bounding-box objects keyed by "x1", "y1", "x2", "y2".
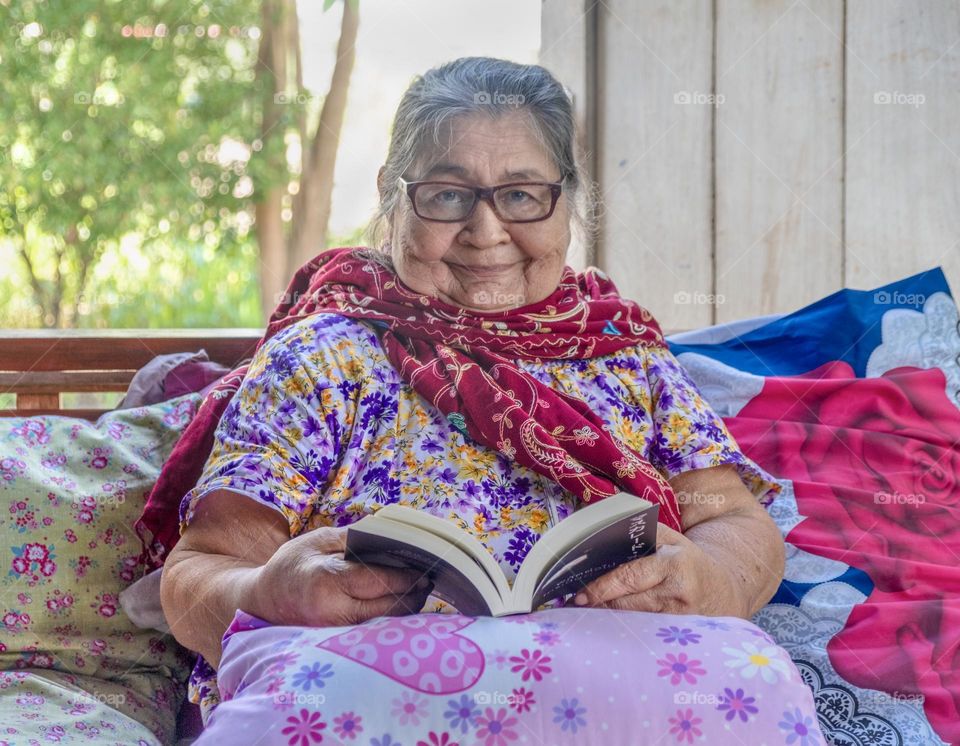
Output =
[
  {"x1": 163, "y1": 492, "x2": 434, "y2": 668},
  {"x1": 570, "y1": 465, "x2": 785, "y2": 618},
  {"x1": 252, "y1": 525, "x2": 433, "y2": 628},
  {"x1": 569, "y1": 523, "x2": 747, "y2": 616}
]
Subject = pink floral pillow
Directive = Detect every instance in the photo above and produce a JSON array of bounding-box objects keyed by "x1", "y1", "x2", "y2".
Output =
[{"x1": 196, "y1": 607, "x2": 825, "y2": 745}]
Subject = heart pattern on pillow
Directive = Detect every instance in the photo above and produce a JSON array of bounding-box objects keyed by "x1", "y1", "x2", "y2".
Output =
[{"x1": 315, "y1": 613, "x2": 484, "y2": 693}]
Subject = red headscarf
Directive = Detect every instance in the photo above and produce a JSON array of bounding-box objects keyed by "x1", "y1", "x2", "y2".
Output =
[{"x1": 135, "y1": 247, "x2": 681, "y2": 568}]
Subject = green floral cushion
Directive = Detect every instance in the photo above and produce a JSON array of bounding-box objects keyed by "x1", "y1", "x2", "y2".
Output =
[{"x1": 1, "y1": 394, "x2": 202, "y2": 743}]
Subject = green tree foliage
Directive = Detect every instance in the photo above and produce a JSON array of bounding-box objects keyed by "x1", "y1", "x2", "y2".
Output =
[
  {"x1": 0, "y1": 0, "x2": 268, "y2": 327},
  {"x1": 0, "y1": 0, "x2": 358, "y2": 326}
]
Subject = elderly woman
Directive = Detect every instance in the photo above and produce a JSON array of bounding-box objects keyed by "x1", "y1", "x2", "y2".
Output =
[{"x1": 160, "y1": 57, "x2": 786, "y2": 729}]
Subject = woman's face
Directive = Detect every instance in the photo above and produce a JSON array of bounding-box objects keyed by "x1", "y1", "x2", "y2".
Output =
[{"x1": 383, "y1": 111, "x2": 571, "y2": 312}]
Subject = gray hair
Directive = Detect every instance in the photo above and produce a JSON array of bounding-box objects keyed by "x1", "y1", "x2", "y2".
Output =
[{"x1": 365, "y1": 57, "x2": 597, "y2": 257}]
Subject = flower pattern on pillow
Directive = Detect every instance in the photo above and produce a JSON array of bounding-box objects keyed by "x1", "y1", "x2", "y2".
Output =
[
  {"x1": 193, "y1": 607, "x2": 824, "y2": 745},
  {"x1": 1, "y1": 395, "x2": 202, "y2": 743}
]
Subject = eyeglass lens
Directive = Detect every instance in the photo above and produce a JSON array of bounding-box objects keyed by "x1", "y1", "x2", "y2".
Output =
[{"x1": 414, "y1": 183, "x2": 555, "y2": 221}]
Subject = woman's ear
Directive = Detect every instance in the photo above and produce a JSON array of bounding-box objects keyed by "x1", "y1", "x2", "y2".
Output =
[{"x1": 377, "y1": 166, "x2": 388, "y2": 200}]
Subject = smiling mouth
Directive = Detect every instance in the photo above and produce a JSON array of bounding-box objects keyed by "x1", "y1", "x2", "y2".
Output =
[{"x1": 451, "y1": 262, "x2": 518, "y2": 278}]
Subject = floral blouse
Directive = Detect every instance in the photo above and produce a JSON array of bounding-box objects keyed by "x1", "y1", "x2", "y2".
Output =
[{"x1": 179, "y1": 312, "x2": 779, "y2": 722}]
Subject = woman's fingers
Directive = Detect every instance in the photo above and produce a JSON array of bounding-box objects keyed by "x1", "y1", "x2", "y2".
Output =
[
  {"x1": 347, "y1": 587, "x2": 431, "y2": 624},
  {"x1": 300, "y1": 562, "x2": 431, "y2": 626},
  {"x1": 298, "y1": 528, "x2": 429, "y2": 599},
  {"x1": 572, "y1": 524, "x2": 688, "y2": 606},
  {"x1": 574, "y1": 551, "x2": 670, "y2": 606},
  {"x1": 340, "y1": 561, "x2": 430, "y2": 601},
  {"x1": 597, "y1": 592, "x2": 667, "y2": 613},
  {"x1": 266, "y1": 528, "x2": 431, "y2": 627}
]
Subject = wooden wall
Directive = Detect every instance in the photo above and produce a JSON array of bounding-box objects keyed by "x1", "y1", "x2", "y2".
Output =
[{"x1": 540, "y1": 0, "x2": 960, "y2": 331}]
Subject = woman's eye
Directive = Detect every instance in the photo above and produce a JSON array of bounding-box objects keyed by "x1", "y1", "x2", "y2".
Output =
[
  {"x1": 432, "y1": 190, "x2": 465, "y2": 204},
  {"x1": 506, "y1": 190, "x2": 532, "y2": 202}
]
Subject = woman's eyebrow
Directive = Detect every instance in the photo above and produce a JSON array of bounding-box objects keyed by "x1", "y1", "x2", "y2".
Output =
[
  {"x1": 503, "y1": 168, "x2": 548, "y2": 180},
  {"x1": 419, "y1": 163, "x2": 549, "y2": 181},
  {"x1": 420, "y1": 162, "x2": 470, "y2": 179}
]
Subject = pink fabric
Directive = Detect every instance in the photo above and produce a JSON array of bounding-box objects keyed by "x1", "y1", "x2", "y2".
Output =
[
  {"x1": 726, "y1": 361, "x2": 960, "y2": 744},
  {"x1": 193, "y1": 608, "x2": 824, "y2": 745}
]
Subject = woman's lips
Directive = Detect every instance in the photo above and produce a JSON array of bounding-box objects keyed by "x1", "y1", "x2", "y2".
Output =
[{"x1": 451, "y1": 262, "x2": 517, "y2": 278}]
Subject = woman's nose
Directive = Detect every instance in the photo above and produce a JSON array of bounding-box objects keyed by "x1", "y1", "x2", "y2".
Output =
[{"x1": 459, "y1": 199, "x2": 511, "y2": 248}]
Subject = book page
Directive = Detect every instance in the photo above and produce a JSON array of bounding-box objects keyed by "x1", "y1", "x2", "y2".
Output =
[
  {"x1": 345, "y1": 519, "x2": 502, "y2": 617},
  {"x1": 372, "y1": 504, "x2": 511, "y2": 599},
  {"x1": 529, "y1": 506, "x2": 657, "y2": 609}
]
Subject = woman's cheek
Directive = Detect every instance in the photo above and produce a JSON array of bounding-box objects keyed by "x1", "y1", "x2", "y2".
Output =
[{"x1": 401, "y1": 223, "x2": 454, "y2": 265}]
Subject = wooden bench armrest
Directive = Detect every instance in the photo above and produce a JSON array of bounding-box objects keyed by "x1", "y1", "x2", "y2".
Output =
[{"x1": 0, "y1": 328, "x2": 263, "y2": 419}]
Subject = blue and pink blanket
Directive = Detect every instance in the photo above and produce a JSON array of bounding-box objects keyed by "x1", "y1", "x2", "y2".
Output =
[{"x1": 671, "y1": 267, "x2": 959, "y2": 745}]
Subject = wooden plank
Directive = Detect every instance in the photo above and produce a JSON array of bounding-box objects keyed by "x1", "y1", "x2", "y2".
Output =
[
  {"x1": 540, "y1": 0, "x2": 598, "y2": 270},
  {"x1": 595, "y1": 0, "x2": 714, "y2": 330},
  {"x1": 0, "y1": 408, "x2": 107, "y2": 420},
  {"x1": 0, "y1": 371, "x2": 134, "y2": 394},
  {"x1": 0, "y1": 329, "x2": 262, "y2": 372},
  {"x1": 845, "y1": 0, "x2": 960, "y2": 293},
  {"x1": 714, "y1": 0, "x2": 844, "y2": 322},
  {"x1": 16, "y1": 393, "x2": 60, "y2": 411}
]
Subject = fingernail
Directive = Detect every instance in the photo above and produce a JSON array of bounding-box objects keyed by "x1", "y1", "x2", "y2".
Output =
[
  {"x1": 574, "y1": 593, "x2": 587, "y2": 606},
  {"x1": 416, "y1": 577, "x2": 430, "y2": 590}
]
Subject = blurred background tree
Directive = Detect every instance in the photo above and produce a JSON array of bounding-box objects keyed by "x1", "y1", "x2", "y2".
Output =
[{"x1": 0, "y1": 0, "x2": 358, "y2": 328}]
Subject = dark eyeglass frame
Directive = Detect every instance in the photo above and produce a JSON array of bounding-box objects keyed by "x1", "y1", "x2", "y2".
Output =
[{"x1": 398, "y1": 177, "x2": 564, "y2": 223}]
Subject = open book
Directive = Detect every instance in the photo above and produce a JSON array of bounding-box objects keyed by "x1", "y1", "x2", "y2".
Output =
[{"x1": 344, "y1": 493, "x2": 658, "y2": 616}]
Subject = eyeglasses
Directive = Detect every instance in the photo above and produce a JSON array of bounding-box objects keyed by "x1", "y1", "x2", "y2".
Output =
[{"x1": 398, "y1": 178, "x2": 563, "y2": 223}]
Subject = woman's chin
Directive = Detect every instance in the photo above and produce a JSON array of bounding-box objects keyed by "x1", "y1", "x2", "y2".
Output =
[{"x1": 449, "y1": 284, "x2": 528, "y2": 312}]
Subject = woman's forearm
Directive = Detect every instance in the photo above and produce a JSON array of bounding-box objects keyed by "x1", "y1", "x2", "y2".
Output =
[
  {"x1": 160, "y1": 490, "x2": 292, "y2": 668},
  {"x1": 160, "y1": 550, "x2": 265, "y2": 669},
  {"x1": 683, "y1": 505, "x2": 785, "y2": 618}
]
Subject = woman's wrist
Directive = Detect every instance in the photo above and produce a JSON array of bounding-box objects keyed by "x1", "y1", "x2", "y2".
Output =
[
  {"x1": 691, "y1": 519, "x2": 783, "y2": 618},
  {"x1": 706, "y1": 555, "x2": 754, "y2": 618},
  {"x1": 684, "y1": 516, "x2": 779, "y2": 618},
  {"x1": 243, "y1": 561, "x2": 286, "y2": 624}
]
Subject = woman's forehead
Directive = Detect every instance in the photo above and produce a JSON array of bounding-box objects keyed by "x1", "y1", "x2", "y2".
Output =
[{"x1": 412, "y1": 111, "x2": 557, "y2": 181}]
